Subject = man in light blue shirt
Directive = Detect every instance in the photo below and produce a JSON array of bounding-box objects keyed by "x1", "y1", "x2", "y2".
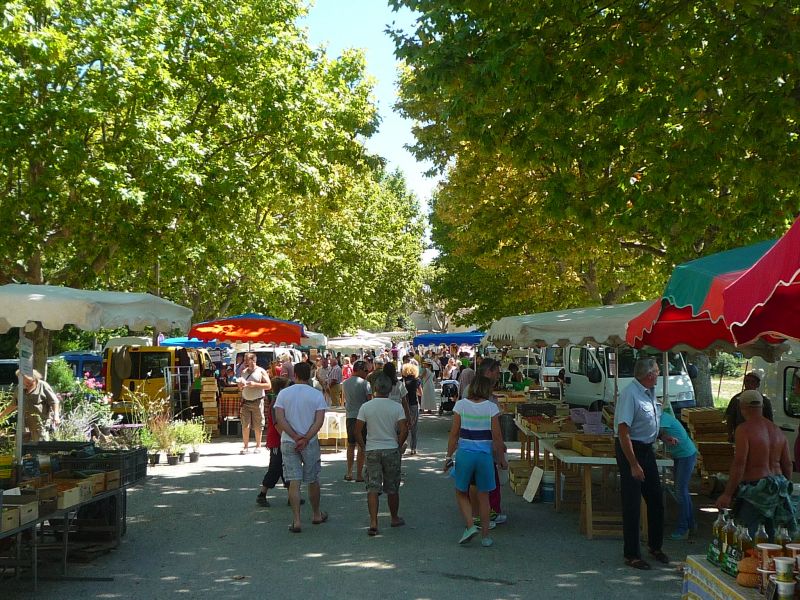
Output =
[{"x1": 614, "y1": 358, "x2": 677, "y2": 570}]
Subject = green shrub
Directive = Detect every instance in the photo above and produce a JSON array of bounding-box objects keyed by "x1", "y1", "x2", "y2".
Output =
[
  {"x1": 710, "y1": 353, "x2": 744, "y2": 377},
  {"x1": 46, "y1": 358, "x2": 79, "y2": 395}
]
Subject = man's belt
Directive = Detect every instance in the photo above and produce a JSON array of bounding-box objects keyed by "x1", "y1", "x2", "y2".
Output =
[{"x1": 241, "y1": 397, "x2": 265, "y2": 403}]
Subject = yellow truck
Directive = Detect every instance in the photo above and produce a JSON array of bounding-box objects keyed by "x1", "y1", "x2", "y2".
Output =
[{"x1": 103, "y1": 346, "x2": 214, "y2": 420}]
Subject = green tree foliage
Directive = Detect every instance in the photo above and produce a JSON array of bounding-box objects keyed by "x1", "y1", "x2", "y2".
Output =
[
  {"x1": 0, "y1": 0, "x2": 423, "y2": 338},
  {"x1": 390, "y1": 1, "x2": 799, "y2": 322}
]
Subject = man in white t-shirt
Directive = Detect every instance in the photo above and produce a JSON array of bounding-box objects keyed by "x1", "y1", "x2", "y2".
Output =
[
  {"x1": 275, "y1": 362, "x2": 329, "y2": 532},
  {"x1": 356, "y1": 372, "x2": 408, "y2": 536}
]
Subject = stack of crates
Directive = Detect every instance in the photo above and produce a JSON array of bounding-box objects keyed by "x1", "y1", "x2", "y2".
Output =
[{"x1": 200, "y1": 377, "x2": 219, "y2": 436}]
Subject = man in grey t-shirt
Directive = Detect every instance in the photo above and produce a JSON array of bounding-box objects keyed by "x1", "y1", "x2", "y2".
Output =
[{"x1": 342, "y1": 360, "x2": 372, "y2": 481}]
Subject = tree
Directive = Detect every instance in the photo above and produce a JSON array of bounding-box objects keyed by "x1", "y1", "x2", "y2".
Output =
[
  {"x1": 391, "y1": 1, "x2": 800, "y2": 318},
  {"x1": 0, "y1": 0, "x2": 424, "y2": 343}
]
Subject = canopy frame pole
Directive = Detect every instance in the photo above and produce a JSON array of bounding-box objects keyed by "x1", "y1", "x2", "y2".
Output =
[
  {"x1": 662, "y1": 351, "x2": 671, "y2": 415},
  {"x1": 15, "y1": 328, "x2": 25, "y2": 462}
]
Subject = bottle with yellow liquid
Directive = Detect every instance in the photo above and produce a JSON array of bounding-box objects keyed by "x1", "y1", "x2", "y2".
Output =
[
  {"x1": 720, "y1": 515, "x2": 738, "y2": 575},
  {"x1": 739, "y1": 526, "x2": 754, "y2": 557},
  {"x1": 755, "y1": 522, "x2": 769, "y2": 545},
  {"x1": 708, "y1": 510, "x2": 727, "y2": 565},
  {"x1": 775, "y1": 526, "x2": 791, "y2": 555}
]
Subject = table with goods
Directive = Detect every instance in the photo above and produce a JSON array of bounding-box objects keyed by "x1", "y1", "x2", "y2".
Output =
[
  {"x1": 510, "y1": 407, "x2": 673, "y2": 540},
  {"x1": 0, "y1": 441, "x2": 147, "y2": 589},
  {"x1": 681, "y1": 504, "x2": 800, "y2": 600}
]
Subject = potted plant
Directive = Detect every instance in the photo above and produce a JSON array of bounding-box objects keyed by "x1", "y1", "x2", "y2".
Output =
[
  {"x1": 187, "y1": 417, "x2": 209, "y2": 462},
  {"x1": 140, "y1": 427, "x2": 160, "y2": 466}
]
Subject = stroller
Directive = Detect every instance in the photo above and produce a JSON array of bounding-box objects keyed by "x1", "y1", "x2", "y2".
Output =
[{"x1": 439, "y1": 379, "x2": 460, "y2": 414}]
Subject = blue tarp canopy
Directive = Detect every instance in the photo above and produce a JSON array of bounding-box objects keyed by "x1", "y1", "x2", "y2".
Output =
[
  {"x1": 412, "y1": 331, "x2": 485, "y2": 347},
  {"x1": 160, "y1": 336, "x2": 230, "y2": 349}
]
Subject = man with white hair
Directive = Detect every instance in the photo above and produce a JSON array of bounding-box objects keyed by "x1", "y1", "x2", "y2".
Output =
[{"x1": 614, "y1": 358, "x2": 676, "y2": 570}]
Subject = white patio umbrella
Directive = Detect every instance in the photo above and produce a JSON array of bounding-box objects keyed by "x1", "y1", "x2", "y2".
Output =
[{"x1": 0, "y1": 284, "x2": 193, "y2": 459}]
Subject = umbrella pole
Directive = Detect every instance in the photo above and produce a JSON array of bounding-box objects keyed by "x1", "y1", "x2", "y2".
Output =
[
  {"x1": 15, "y1": 329, "x2": 25, "y2": 463},
  {"x1": 662, "y1": 351, "x2": 671, "y2": 416}
]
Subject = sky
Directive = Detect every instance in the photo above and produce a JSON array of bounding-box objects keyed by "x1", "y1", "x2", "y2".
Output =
[{"x1": 299, "y1": 0, "x2": 441, "y2": 206}]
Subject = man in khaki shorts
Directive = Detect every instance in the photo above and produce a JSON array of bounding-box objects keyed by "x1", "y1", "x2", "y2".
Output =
[
  {"x1": 356, "y1": 372, "x2": 408, "y2": 536},
  {"x1": 237, "y1": 353, "x2": 271, "y2": 454}
]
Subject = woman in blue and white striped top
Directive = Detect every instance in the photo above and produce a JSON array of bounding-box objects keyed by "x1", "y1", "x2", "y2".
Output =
[{"x1": 445, "y1": 374, "x2": 507, "y2": 547}]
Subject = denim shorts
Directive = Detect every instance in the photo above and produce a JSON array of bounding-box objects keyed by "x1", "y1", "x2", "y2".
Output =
[
  {"x1": 281, "y1": 437, "x2": 322, "y2": 484},
  {"x1": 453, "y1": 449, "x2": 496, "y2": 493},
  {"x1": 365, "y1": 448, "x2": 401, "y2": 494}
]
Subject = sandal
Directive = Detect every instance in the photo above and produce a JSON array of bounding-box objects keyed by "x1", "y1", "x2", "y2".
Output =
[
  {"x1": 288, "y1": 524, "x2": 302, "y2": 533},
  {"x1": 343, "y1": 475, "x2": 353, "y2": 481},
  {"x1": 649, "y1": 549, "x2": 670, "y2": 564},
  {"x1": 368, "y1": 527, "x2": 379, "y2": 537},
  {"x1": 312, "y1": 512, "x2": 329, "y2": 525},
  {"x1": 625, "y1": 557, "x2": 651, "y2": 570}
]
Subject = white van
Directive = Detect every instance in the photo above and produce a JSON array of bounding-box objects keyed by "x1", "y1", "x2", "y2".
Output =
[
  {"x1": 539, "y1": 346, "x2": 565, "y2": 398},
  {"x1": 232, "y1": 344, "x2": 303, "y2": 374},
  {"x1": 751, "y1": 343, "x2": 800, "y2": 459},
  {"x1": 561, "y1": 345, "x2": 696, "y2": 413}
]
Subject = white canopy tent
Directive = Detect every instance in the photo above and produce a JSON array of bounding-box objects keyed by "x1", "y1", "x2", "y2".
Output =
[
  {"x1": 326, "y1": 335, "x2": 387, "y2": 356},
  {"x1": 301, "y1": 330, "x2": 327, "y2": 348},
  {"x1": 485, "y1": 301, "x2": 654, "y2": 348},
  {"x1": 0, "y1": 284, "x2": 193, "y2": 459}
]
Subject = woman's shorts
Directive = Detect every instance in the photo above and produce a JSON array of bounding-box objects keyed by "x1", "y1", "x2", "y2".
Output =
[{"x1": 453, "y1": 449, "x2": 496, "y2": 493}]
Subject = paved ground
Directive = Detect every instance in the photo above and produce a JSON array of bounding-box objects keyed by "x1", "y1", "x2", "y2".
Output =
[{"x1": 6, "y1": 414, "x2": 718, "y2": 599}]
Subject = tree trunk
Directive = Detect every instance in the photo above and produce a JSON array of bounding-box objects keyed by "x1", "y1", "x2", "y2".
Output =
[{"x1": 688, "y1": 351, "x2": 713, "y2": 408}]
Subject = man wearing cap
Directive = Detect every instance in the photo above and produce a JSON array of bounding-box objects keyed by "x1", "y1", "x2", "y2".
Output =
[
  {"x1": 716, "y1": 390, "x2": 794, "y2": 538},
  {"x1": 725, "y1": 370, "x2": 773, "y2": 443}
]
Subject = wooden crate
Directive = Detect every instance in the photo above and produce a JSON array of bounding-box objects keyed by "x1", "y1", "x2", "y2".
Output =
[
  {"x1": 681, "y1": 407, "x2": 725, "y2": 424},
  {"x1": 55, "y1": 485, "x2": 82, "y2": 509},
  {"x1": 3, "y1": 495, "x2": 38, "y2": 524},
  {"x1": 105, "y1": 470, "x2": 121, "y2": 490},
  {"x1": 1, "y1": 507, "x2": 19, "y2": 532}
]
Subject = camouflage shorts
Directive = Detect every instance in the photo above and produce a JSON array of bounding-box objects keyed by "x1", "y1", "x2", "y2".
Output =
[{"x1": 365, "y1": 448, "x2": 402, "y2": 495}]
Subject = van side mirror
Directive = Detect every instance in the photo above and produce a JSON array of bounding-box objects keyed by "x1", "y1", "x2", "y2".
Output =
[
  {"x1": 588, "y1": 367, "x2": 602, "y2": 384},
  {"x1": 687, "y1": 364, "x2": 699, "y2": 379}
]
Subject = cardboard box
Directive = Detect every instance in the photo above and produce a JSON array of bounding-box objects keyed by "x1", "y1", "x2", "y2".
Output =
[
  {"x1": 1, "y1": 507, "x2": 19, "y2": 532},
  {"x1": 3, "y1": 494, "x2": 38, "y2": 524},
  {"x1": 105, "y1": 469, "x2": 121, "y2": 490}
]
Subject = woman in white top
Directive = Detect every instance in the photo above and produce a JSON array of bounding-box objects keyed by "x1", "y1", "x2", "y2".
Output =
[
  {"x1": 383, "y1": 362, "x2": 411, "y2": 425},
  {"x1": 420, "y1": 362, "x2": 437, "y2": 414}
]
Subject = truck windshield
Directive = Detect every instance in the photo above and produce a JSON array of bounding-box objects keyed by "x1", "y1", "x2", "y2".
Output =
[
  {"x1": 131, "y1": 352, "x2": 171, "y2": 379},
  {"x1": 613, "y1": 347, "x2": 686, "y2": 378},
  {"x1": 543, "y1": 347, "x2": 564, "y2": 367}
]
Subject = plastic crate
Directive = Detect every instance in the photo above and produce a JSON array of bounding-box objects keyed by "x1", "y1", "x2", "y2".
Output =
[
  {"x1": 58, "y1": 448, "x2": 147, "y2": 486},
  {"x1": 23, "y1": 441, "x2": 95, "y2": 455}
]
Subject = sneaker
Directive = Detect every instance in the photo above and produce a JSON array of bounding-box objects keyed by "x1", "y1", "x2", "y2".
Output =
[
  {"x1": 492, "y1": 513, "x2": 508, "y2": 525},
  {"x1": 256, "y1": 494, "x2": 270, "y2": 507},
  {"x1": 459, "y1": 525, "x2": 479, "y2": 544},
  {"x1": 473, "y1": 518, "x2": 496, "y2": 530},
  {"x1": 669, "y1": 530, "x2": 689, "y2": 540},
  {"x1": 481, "y1": 537, "x2": 494, "y2": 547}
]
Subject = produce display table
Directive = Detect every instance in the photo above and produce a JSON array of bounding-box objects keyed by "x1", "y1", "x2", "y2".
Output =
[
  {"x1": 514, "y1": 416, "x2": 561, "y2": 466},
  {"x1": 538, "y1": 438, "x2": 673, "y2": 540},
  {"x1": 0, "y1": 485, "x2": 127, "y2": 590},
  {"x1": 318, "y1": 409, "x2": 347, "y2": 450},
  {"x1": 682, "y1": 555, "x2": 760, "y2": 600}
]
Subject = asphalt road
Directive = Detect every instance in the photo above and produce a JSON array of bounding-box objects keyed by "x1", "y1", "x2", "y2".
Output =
[{"x1": 7, "y1": 414, "x2": 717, "y2": 599}]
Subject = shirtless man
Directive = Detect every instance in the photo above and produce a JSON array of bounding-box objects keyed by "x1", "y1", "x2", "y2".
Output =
[{"x1": 716, "y1": 390, "x2": 793, "y2": 537}]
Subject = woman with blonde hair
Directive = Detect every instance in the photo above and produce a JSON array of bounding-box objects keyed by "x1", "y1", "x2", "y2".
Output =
[{"x1": 401, "y1": 363, "x2": 421, "y2": 455}]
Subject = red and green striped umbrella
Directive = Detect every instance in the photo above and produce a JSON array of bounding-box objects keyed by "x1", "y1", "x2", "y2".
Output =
[{"x1": 626, "y1": 218, "x2": 800, "y2": 356}]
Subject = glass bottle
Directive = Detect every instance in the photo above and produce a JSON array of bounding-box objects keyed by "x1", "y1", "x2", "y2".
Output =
[
  {"x1": 721, "y1": 512, "x2": 737, "y2": 558},
  {"x1": 712, "y1": 511, "x2": 726, "y2": 541},
  {"x1": 775, "y1": 526, "x2": 791, "y2": 554},
  {"x1": 755, "y1": 523, "x2": 769, "y2": 545},
  {"x1": 739, "y1": 526, "x2": 754, "y2": 557}
]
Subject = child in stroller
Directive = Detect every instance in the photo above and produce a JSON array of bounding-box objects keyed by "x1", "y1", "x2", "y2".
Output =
[{"x1": 439, "y1": 379, "x2": 460, "y2": 415}]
